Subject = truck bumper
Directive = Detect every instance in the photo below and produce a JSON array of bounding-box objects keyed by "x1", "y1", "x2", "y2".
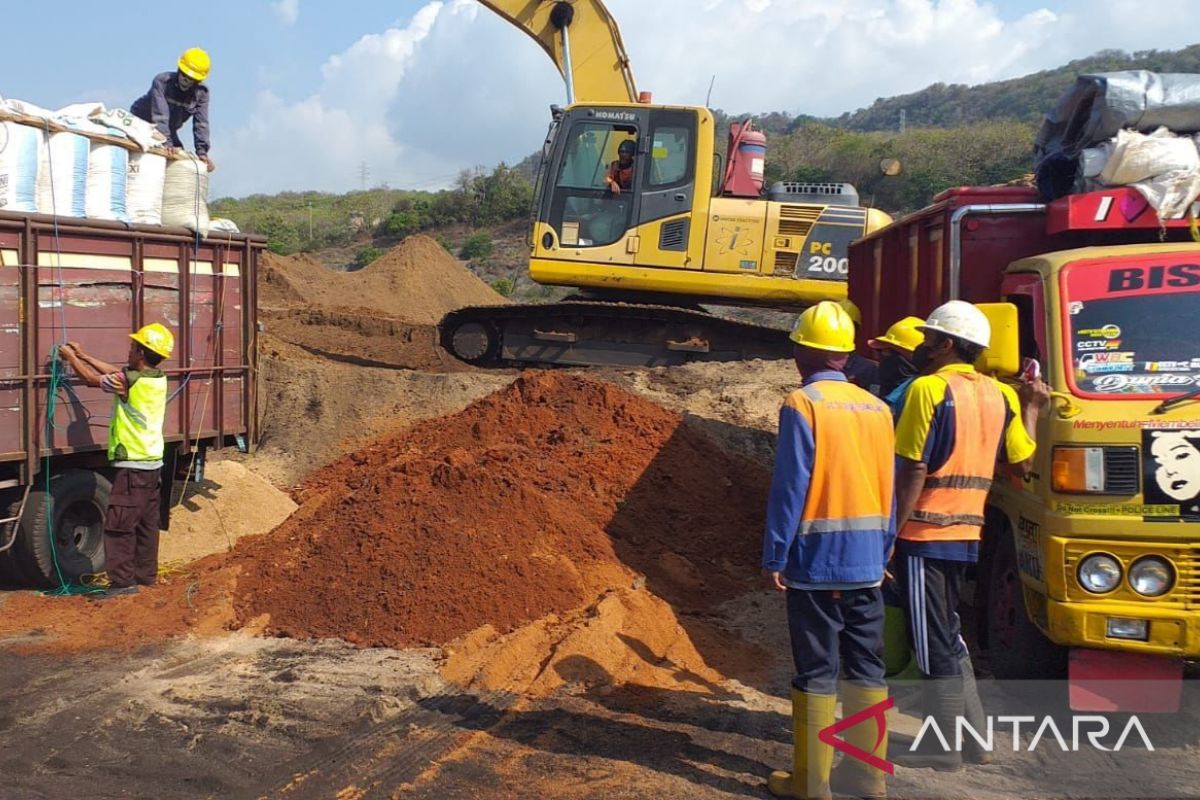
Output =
[
  {"x1": 1068, "y1": 648, "x2": 1184, "y2": 713},
  {"x1": 1045, "y1": 595, "x2": 1200, "y2": 658}
]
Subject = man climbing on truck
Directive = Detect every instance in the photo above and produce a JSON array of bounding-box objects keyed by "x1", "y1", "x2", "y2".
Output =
[
  {"x1": 58, "y1": 324, "x2": 174, "y2": 599},
  {"x1": 131, "y1": 48, "x2": 215, "y2": 172},
  {"x1": 888, "y1": 301, "x2": 1049, "y2": 770}
]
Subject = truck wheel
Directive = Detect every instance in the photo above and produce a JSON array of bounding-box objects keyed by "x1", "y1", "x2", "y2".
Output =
[
  {"x1": 986, "y1": 528, "x2": 1067, "y2": 680},
  {"x1": 12, "y1": 470, "x2": 110, "y2": 589}
]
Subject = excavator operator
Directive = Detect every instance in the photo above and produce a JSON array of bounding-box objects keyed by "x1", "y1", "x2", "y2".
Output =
[{"x1": 605, "y1": 139, "x2": 636, "y2": 194}]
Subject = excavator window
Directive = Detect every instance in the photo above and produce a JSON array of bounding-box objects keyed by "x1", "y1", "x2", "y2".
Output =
[
  {"x1": 646, "y1": 126, "x2": 689, "y2": 187},
  {"x1": 551, "y1": 122, "x2": 639, "y2": 247}
]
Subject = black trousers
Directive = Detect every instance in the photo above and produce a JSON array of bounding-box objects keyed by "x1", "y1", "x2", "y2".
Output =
[
  {"x1": 786, "y1": 587, "x2": 886, "y2": 695},
  {"x1": 896, "y1": 555, "x2": 969, "y2": 678},
  {"x1": 104, "y1": 467, "x2": 162, "y2": 588}
]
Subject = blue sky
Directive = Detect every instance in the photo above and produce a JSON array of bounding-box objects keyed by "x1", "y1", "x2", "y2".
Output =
[{"x1": 2, "y1": 1, "x2": 1195, "y2": 197}]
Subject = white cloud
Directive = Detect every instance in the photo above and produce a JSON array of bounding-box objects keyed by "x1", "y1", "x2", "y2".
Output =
[
  {"x1": 214, "y1": 0, "x2": 1200, "y2": 196},
  {"x1": 271, "y1": 0, "x2": 300, "y2": 27}
]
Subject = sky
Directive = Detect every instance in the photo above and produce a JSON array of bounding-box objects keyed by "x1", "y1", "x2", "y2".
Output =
[{"x1": 1, "y1": 0, "x2": 1196, "y2": 198}]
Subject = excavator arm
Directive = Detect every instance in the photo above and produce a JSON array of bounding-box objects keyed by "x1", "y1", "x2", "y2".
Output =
[{"x1": 476, "y1": 0, "x2": 638, "y2": 104}]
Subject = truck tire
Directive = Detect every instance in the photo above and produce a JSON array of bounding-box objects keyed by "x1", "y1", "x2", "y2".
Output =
[
  {"x1": 986, "y1": 526, "x2": 1067, "y2": 680},
  {"x1": 12, "y1": 470, "x2": 110, "y2": 589}
]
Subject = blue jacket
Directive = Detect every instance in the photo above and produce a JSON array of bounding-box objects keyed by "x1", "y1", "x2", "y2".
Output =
[
  {"x1": 131, "y1": 72, "x2": 210, "y2": 157},
  {"x1": 884, "y1": 376, "x2": 915, "y2": 419},
  {"x1": 762, "y1": 371, "x2": 897, "y2": 587}
]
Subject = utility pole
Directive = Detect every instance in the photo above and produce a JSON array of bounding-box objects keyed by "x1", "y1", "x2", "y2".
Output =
[
  {"x1": 899, "y1": 109, "x2": 907, "y2": 135},
  {"x1": 358, "y1": 162, "x2": 370, "y2": 191},
  {"x1": 308, "y1": 201, "x2": 313, "y2": 240}
]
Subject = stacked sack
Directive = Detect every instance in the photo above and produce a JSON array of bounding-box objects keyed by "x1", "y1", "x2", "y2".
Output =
[{"x1": 0, "y1": 96, "x2": 210, "y2": 232}]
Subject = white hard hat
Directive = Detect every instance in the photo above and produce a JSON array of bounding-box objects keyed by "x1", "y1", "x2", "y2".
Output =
[{"x1": 918, "y1": 300, "x2": 991, "y2": 349}]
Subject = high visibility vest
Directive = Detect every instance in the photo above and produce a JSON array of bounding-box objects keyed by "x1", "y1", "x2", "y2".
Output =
[
  {"x1": 790, "y1": 380, "x2": 895, "y2": 538},
  {"x1": 900, "y1": 371, "x2": 1006, "y2": 542},
  {"x1": 108, "y1": 372, "x2": 168, "y2": 463}
]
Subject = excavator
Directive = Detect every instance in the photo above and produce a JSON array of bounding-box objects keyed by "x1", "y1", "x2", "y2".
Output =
[{"x1": 440, "y1": 0, "x2": 893, "y2": 367}]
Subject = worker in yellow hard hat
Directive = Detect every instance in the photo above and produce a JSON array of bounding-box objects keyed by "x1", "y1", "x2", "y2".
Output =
[
  {"x1": 868, "y1": 315, "x2": 926, "y2": 417},
  {"x1": 58, "y1": 323, "x2": 174, "y2": 599},
  {"x1": 131, "y1": 48, "x2": 215, "y2": 172},
  {"x1": 762, "y1": 301, "x2": 895, "y2": 799},
  {"x1": 837, "y1": 298, "x2": 878, "y2": 391}
]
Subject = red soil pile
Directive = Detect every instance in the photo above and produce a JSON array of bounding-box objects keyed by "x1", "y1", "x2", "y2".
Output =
[{"x1": 230, "y1": 372, "x2": 768, "y2": 648}]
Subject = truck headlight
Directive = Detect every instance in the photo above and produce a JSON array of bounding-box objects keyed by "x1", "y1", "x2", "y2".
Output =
[
  {"x1": 1129, "y1": 557, "x2": 1174, "y2": 598},
  {"x1": 1078, "y1": 554, "x2": 1122, "y2": 594}
]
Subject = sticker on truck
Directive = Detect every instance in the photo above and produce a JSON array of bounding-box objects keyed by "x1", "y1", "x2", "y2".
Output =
[{"x1": 1144, "y1": 428, "x2": 1200, "y2": 520}]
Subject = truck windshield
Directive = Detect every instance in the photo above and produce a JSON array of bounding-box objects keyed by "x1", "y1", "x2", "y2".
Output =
[{"x1": 1063, "y1": 258, "x2": 1200, "y2": 398}]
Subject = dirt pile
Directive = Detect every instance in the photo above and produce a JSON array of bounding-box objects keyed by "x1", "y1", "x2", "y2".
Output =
[
  {"x1": 231, "y1": 372, "x2": 769, "y2": 649},
  {"x1": 258, "y1": 235, "x2": 507, "y2": 370},
  {"x1": 260, "y1": 235, "x2": 506, "y2": 323}
]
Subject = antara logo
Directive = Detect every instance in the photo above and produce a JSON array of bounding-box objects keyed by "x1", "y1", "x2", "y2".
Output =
[{"x1": 820, "y1": 699, "x2": 1154, "y2": 773}]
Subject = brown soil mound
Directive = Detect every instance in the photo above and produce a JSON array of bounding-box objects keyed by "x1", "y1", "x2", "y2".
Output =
[
  {"x1": 259, "y1": 235, "x2": 506, "y2": 323},
  {"x1": 259, "y1": 307, "x2": 464, "y2": 371},
  {"x1": 231, "y1": 372, "x2": 768, "y2": 648}
]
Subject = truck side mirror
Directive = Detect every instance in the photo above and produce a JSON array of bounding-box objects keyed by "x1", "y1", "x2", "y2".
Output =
[{"x1": 976, "y1": 302, "x2": 1020, "y2": 377}]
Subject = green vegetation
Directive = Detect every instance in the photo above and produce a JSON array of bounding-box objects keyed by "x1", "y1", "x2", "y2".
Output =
[
  {"x1": 460, "y1": 232, "x2": 495, "y2": 261},
  {"x1": 490, "y1": 277, "x2": 515, "y2": 297},
  {"x1": 355, "y1": 246, "x2": 384, "y2": 268},
  {"x1": 211, "y1": 164, "x2": 532, "y2": 256}
]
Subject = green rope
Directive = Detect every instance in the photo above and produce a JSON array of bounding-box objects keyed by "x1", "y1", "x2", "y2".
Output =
[{"x1": 41, "y1": 347, "x2": 99, "y2": 597}]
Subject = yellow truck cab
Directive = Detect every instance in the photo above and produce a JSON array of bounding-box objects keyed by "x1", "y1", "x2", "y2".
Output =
[{"x1": 850, "y1": 186, "x2": 1200, "y2": 708}]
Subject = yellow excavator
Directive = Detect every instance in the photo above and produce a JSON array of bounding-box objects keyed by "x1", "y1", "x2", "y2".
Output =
[{"x1": 441, "y1": 0, "x2": 892, "y2": 366}]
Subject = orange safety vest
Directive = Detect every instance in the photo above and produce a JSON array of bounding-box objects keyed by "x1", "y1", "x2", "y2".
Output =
[
  {"x1": 900, "y1": 371, "x2": 1006, "y2": 543},
  {"x1": 789, "y1": 381, "x2": 895, "y2": 537},
  {"x1": 607, "y1": 160, "x2": 633, "y2": 191}
]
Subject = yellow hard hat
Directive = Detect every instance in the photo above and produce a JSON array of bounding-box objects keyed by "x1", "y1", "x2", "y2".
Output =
[
  {"x1": 837, "y1": 298, "x2": 862, "y2": 325},
  {"x1": 178, "y1": 48, "x2": 211, "y2": 82},
  {"x1": 868, "y1": 316, "x2": 925, "y2": 354},
  {"x1": 130, "y1": 323, "x2": 174, "y2": 359},
  {"x1": 789, "y1": 301, "x2": 856, "y2": 353}
]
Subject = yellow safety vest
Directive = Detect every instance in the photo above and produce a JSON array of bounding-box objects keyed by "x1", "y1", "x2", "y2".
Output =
[{"x1": 108, "y1": 371, "x2": 167, "y2": 463}]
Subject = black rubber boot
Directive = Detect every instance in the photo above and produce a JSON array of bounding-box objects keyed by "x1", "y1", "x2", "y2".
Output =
[
  {"x1": 959, "y1": 654, "x2": 993, "y2": 765},
  {"x1": 889, "y1": 679, "x2": 964, "y2": 772}
]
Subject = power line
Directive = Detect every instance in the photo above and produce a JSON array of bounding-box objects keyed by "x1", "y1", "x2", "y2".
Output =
[{"x1": 358, "y1": 162, "x2": 370, "y2": 191}]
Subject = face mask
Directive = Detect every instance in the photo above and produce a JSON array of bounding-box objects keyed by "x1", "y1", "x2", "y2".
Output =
[
  {"x1": 912, "y1": 343, "x2": 934, "y2": 371},
  {"x1": 878, "y1": 353, "x2": 916, "y2": 394}
]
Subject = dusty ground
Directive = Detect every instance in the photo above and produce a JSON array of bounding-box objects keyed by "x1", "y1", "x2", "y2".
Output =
[{"x1": 2, "y1": 245, "x2": 1196, "y2": 799}]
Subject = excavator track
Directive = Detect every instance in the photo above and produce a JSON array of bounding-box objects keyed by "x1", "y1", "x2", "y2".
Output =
[{"x1": 439, "y1": 299, "x2": 793, "y2": 368}]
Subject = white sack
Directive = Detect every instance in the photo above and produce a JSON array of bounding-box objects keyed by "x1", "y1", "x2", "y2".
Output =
[
  {"x1": 126, "y1": 152, "x2": 166, "y2": 225},
  {"x1": 1080, "y1": 143, "x2": 1112, "y2": 179},
  {"x1": 86, "y1": 143, "x2": 129, "y2": 222},
  {"x1": 91, "y1": 108, "x2": 163, "y2": 151},
  {"x1": 0, "y1": 122, "x2": 45, "y2": 213},
  {"x1": 1100, "y1": 127, "x2": 1200, "y2": 186},
  {"x1": 161, "y1": 156, "x2": 209, "y2": 235},
  {"x1": 37, "y1": 131, "x2": 89, "y2": 217},
  {"x1": 208, "y1": 217, "x2": 240, "y2": 234},
  {"x1": 1133, "y1": 171, "x2": 1200, "y2": 220}
]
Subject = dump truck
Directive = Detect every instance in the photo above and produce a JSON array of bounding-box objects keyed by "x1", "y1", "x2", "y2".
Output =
[
  {"x1": 439, "y1": 0, "x2": 892, "y2": 368},
  {"x1": 0, "y1": 210, "x2": 264, "y2": 587},
  {"x1": 849, "y1": 184, "x2": 1200, "y2": 709}
]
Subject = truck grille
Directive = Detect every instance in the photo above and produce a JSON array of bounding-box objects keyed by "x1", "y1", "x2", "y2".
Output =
[
  {"x1": 1065, "y1": 542, "x2": 1200, "y2": 608},
  {"x1": 777, "y1": 205, "x2": 822, "y2": 237},
  {"x1": 1103, "y1": 447, "x2": 1140, "y2": 495}
]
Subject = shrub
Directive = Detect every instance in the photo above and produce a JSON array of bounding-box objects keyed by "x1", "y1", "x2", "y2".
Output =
[
  {"x1": 355, "y1": 246, "x2": 384, "y2": 268},
  {"x1": 460, "y1": 232, "x2": 494, "y2": 261},
  {"x1": 490, "y1": 277, "x2": 515, "y2": 297}
]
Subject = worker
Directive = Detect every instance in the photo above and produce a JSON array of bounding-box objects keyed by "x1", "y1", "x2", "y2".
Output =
[
  {"x1": 867, "y1": 316, "x2": 925, "y2": 417},
  {"x1": 838, "y1": 299, "x2": 878, "y2": 390},
  {"x1": 762, "y1": 300, "x2": 896, "y2": 800},
  {"x1": 131, "y1": 48, "x2": 214, "y2": 172},
  {"x1": 889, "y1": 301, "x2": 1049, "y2": 770},
  {"x1": 605, "y1": 139, "x2": 636, "y2": 194},
  {"x1": 57, "y1": 324, "x2": 174, "y2": 599}
]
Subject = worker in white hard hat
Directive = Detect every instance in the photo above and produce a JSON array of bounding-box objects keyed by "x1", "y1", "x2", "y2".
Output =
[
  {"x1": 131, "y1": 48, "x2": 215, "y2": 172},
  {"x1": 58, "y1": 324, "x2": 175, "y2": 599},
  {"x1": 762, "y1": 301, "x2": 896, "y2": 800},
  {"x1": 888, "y1": 300, "x2": 1049, "y2": 771}
]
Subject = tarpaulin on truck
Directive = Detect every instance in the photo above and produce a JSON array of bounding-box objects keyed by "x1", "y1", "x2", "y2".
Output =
[{"x1": 1036, "y1": 71, "x2": 1200, "y2": 165}]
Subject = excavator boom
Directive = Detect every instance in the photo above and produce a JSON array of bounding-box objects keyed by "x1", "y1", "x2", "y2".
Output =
[{"x1": 476, "y1": 0, "x2": 638, "y2": 104}]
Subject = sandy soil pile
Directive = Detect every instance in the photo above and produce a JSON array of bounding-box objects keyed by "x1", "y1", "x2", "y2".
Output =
[
  {"x1": 258, "y1": 235, "x2": 507, "y2": 370},
  {"x1": 232, "y1": 372, "x2": 768, "y2": 646}
]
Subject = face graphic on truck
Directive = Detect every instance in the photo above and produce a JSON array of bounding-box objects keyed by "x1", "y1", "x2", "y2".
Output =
[{"x1": 1149, "y1": 431, "x2": 1200, "y2": 504}]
